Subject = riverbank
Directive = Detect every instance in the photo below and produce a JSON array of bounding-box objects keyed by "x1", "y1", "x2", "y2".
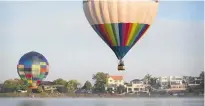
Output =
[{"x1": 0, "y1": 93, "x2": 203, "y2": 98}]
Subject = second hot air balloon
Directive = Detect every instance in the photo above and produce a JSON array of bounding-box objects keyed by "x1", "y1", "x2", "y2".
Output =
[
  {"x1": 17, "y1": 51, "x2": 49, "y2": 90},
  {"x1": 83, "y1": 0, "x2": 159, "y2": 71}
]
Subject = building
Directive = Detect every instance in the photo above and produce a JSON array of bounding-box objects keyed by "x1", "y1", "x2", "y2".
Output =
[
  {"x1": 107, "y1": 76, "x2": 124, "y2": 86},
  {"x1": 157, "y1": 76, "x2": 186, "y2": 91},
  {"x1": 106, "y1": 76, "x2": 124, "y2": 93},
  {"x1": 169, "y1": 76, "x2": 185, "y2": 90},
  {"x1": 157, "y1": 76, "x2": 169, "y2": 89},
  {"x1": 169, "y1": 76, "x2": 183, "y2": 85},
  {"x1": 40, "y1": 81, "x2": 64, "y2": 93},
  {"x1": 183, "y1": 76, "x2": 203, "y2": 88},
  {"x1": 126, "y1": 79, "x2": 148, "y2": 93},
  {"x1": 157, "y1": 76, "x2": 184, "y2": 88},
  {"x1": 188, "y1": 77, "x2": 202, "y2": 85}
]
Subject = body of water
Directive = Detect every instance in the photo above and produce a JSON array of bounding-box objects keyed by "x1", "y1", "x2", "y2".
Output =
[{"x1": 0, "y1": 97, "x2": 204, "y2": 106}]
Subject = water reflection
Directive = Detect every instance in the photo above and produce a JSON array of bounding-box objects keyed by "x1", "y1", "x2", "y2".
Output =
[
  {"x1": 144, "y1": 100, "x2": 163, "y2": 106},
  {"x1": 17, "y1": 100, "x2": 45, "y2": 106},
  {"x1": 3, "y1": 98, "x2": 202, "y2": 106},
  {"x1": 94, "y1": 103, "x2": 107, "y2": 106}
]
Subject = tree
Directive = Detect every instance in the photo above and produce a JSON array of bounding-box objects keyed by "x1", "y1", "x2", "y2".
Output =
[
  {"x1": 16, "y1": 84, "x2": 27, "y2": 91},
  {"x1": 199, "y1": 71, "x2": 204, "y2": 91},
  {"x1": 168, "y1": 83, "x2": 171, "y2": 89},
  {"x1": 188, "y1": 76, "x2": 195, "y2": 84},
  {"x1": 116, "y1": 85, "x2": 126, "y2": 94},
  {"x1": 37, "y1": 86, "x2": 43, "y2": 93},
  {"x1": 53, "y1": 78, "x2": 67, "y2": 85},
  {"x1": 3, "y1": 79, "x2": 17, "y2": 89},
  {"x1": 3, "y1": 79, "x2": 27, "y2": 92},
  {"x1": 150, "y1": 77, "x2": 157, "y2": 86},
  {"x1": 157, "y1": 82, "x2": 161, "y2": 88},
  {"x1": 182, "y1": 80, "x2": 186, "y2": 84},
  {"x1": 82, "y1": 81, "x2": 92, "y2": 90},
  {"x1": 92, "y1": 72, "x2": 108, "y2": 93},
  {"x1": 143, "y1": 74, "x2": 152, "y2": 85},
  {"x1": 17, "y1": 80, "x2": 27, "y2": 90},
  {"x1": 66, "y1": 80, "x2": 80, "y2": 92}
]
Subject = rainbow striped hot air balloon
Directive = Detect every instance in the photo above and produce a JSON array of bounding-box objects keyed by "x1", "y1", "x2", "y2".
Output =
[
  {"x1": 83, "y1": 0, "x2": 159, "y2": 71},
  {"x1": 17, "y1": 51, "x2": 49, "y2": 89}
]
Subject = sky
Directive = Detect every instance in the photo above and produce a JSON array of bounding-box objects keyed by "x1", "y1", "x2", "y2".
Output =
[{"x1": 0, "y1": 1, "x2": 204, "y2": 84}]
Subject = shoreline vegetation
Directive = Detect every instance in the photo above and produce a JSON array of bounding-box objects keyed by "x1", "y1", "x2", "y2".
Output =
[
  {"x1": 0, "y1": 71, "x2": 204, "y2": 98},
  {"x1": 0, "y1": 92, "x2": 204, "y2": 98}
]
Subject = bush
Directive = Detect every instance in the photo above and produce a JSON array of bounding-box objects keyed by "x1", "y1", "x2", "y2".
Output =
[{"x1": 0, "y1": 93, "x2": 8, "y2": 97}]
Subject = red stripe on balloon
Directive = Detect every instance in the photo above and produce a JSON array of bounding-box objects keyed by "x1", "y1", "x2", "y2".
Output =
[
  {"x1": 123, "y1": 23, "x2": 132, "y2": 46},
  {"x1": 98, "y1": 24, "x2": 113, "y2": 46},
  {"x1": 26, "y1": 74, "x2": 32, "y2": 78}
]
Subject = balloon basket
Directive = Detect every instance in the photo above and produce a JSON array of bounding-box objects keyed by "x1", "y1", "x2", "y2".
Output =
[{"x1": 118, "y1": 65, "x2": 125, "y2": 71}]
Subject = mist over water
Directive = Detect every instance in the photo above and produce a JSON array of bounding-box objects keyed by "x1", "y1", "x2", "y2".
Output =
[{"x1": 0, "y1": 97, "x2": 203, "y2": 106}]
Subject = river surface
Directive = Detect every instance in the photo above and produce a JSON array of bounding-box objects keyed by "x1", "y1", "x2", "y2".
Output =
[{"x1": 0, "y1": 97, "x2": 203, "y2": 106}]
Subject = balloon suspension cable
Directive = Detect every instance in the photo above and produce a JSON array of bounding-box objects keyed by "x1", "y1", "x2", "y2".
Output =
[
  {"x1": 119, "y1": 59, "x2": 124, "y2": 66},
  {"x1": 118, "y1": 59, "x2": 125, "y2": 71}
]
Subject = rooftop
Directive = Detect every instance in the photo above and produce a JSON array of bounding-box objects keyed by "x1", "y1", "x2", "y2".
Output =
[
  {"x1": 109, "y1": 76, "x2": 123, "y2": 80},
  {"x1": 131, "y1": 79, "x2": 143, "y2": 82}
]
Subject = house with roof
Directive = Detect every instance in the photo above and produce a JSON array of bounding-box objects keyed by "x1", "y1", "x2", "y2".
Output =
[
  {"x1": 40, "y1": 81, "x2": 65, "y2": 93},
  {"x1": 106, "y1": 75, "x2": 125, "y2": 93},
  {"x1": 126, "y1": 79, "x2": 149, "y2": 93},
  {"x1": 107, "y1": 75, "x2": 124, "y2": 86}
]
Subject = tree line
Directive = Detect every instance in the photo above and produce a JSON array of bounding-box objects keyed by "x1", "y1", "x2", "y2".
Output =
[{"x1": 1, "y1": 71, "x2": 204, "y2": 94}]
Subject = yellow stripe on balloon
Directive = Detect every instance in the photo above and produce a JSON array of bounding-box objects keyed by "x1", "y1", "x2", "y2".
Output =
[
  {"x1": 126, "y1": 23, "x2": 138, "y2": 46},
  {"x1": 28, "y1": 80, "x2": 32, "y2": 84},
  {"x1": 18, "y1": 65, "x2": 24, "y2": 68},
  {"x1": 40, "y1": 62, "x2": 46, "y2": 65},
  {"x1": 105, "y1": 24, "x2": 117, "y2": 46}
]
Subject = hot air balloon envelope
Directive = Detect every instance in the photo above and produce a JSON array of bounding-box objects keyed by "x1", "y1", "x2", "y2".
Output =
[
  {"x1": 17, "y1": 51, "x2": 49, "y2": 89},
  {"x1": 83, "y1": 0, "x2": 159, "y2": 71}
]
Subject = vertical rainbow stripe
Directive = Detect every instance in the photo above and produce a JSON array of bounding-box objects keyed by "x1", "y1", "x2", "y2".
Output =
[{"x1": 92, "y1": 23, "x2": 150, "y2": 59}]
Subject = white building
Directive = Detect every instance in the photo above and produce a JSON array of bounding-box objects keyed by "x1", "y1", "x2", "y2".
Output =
[
  {"x1": 184, "y1": 76, "x2": 202, "y2": 86},
  {"x1": 157, "y1": 76, "x2": 186, "y2": 91},
  {"x1": 169, "y1": 76, "x2": 183, "y2": 85},
  {"x1": 126, "y1": 79, "x2": 148, "y2": 93},
  {"x1": 157, "y1": 76, "x2": 169, "y2": 89}
]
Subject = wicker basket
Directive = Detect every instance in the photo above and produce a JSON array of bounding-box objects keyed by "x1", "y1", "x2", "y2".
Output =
[{"x1": 118, "y1": 65, "x2": 125, "y2": 71}]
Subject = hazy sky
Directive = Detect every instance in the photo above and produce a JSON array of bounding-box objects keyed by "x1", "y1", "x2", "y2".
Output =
[{"x1": 0, "y1": 1, "x2": 204, "y2": 83}]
